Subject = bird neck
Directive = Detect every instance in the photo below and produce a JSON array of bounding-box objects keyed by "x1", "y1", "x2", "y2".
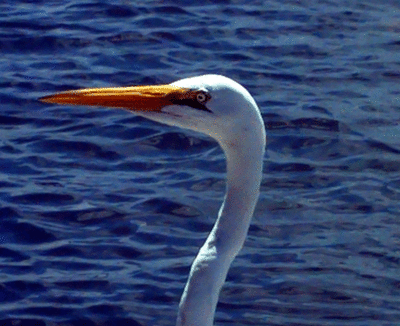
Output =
[
  {"x1": 218, "y1": 141, "x2": 264, "y2": 253},
  {"x1": 177, "y1": 130, "x2": 265, "y2": 326}
]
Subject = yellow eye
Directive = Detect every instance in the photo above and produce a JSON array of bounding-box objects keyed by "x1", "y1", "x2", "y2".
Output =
[{"x1": 196, "y1": 92, "x2": 208, "y2": 103}]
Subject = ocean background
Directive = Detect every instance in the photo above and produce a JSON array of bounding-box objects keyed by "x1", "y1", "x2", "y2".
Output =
[{"x1": 1, "y1": 1, "x2": 399, "y2": 325}]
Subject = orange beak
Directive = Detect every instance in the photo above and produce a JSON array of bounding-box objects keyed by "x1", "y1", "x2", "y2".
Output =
[{"x1": 39, "y1": 84, "x2": 190, "y2": 112}]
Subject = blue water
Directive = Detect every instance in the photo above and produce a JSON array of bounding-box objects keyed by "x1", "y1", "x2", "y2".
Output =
[{"x1": 1, "y1": 1, "x2": 400, "y2": 325}]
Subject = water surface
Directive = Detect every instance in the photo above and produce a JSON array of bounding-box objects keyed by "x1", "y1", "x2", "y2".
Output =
[{"x1": 1, "y1": 1, "x2": 399, "y2": 325}]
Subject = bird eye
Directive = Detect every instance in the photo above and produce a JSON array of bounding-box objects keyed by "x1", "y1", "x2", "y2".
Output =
[{"x1": 196, "y1": 92, "x2": 208, "y2": 104}]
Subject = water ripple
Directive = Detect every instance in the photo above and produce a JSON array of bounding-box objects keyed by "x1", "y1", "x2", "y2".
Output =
[{"x1": 1, "y1": 1, "x2": 399, "y2": 325}]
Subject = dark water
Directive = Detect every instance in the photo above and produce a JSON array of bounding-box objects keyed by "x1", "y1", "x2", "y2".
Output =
[{"x1": 1, "y1": 1, "x2": 400, "y2": 325}]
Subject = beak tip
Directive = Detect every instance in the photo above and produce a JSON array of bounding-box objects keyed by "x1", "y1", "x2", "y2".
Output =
[
  {"x1": 39, "y1": 93, "x2": 77, "y2": 105},
  {"x1": 38, "y1": 95, "x2": 51, "y2": 103}
]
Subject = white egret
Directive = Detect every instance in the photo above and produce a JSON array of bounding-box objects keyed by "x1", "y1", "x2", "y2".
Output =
[{"x1": 40, "y1": 74, "x2": 266, "y2": 326}]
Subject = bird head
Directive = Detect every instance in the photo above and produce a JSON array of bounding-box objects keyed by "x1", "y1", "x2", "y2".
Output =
[{"x1": 40, "y1": 74, "x2": 265, "y2": 150}]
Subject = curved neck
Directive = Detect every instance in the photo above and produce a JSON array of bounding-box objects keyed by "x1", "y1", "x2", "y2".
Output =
[{"x1": 177, "y1": 129, "x2": 265, "y2": 326}]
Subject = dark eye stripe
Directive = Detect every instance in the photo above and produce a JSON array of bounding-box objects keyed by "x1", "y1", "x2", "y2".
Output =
[{"x1": 170, "y1": 98, "x2": 213, "y2": 113}]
